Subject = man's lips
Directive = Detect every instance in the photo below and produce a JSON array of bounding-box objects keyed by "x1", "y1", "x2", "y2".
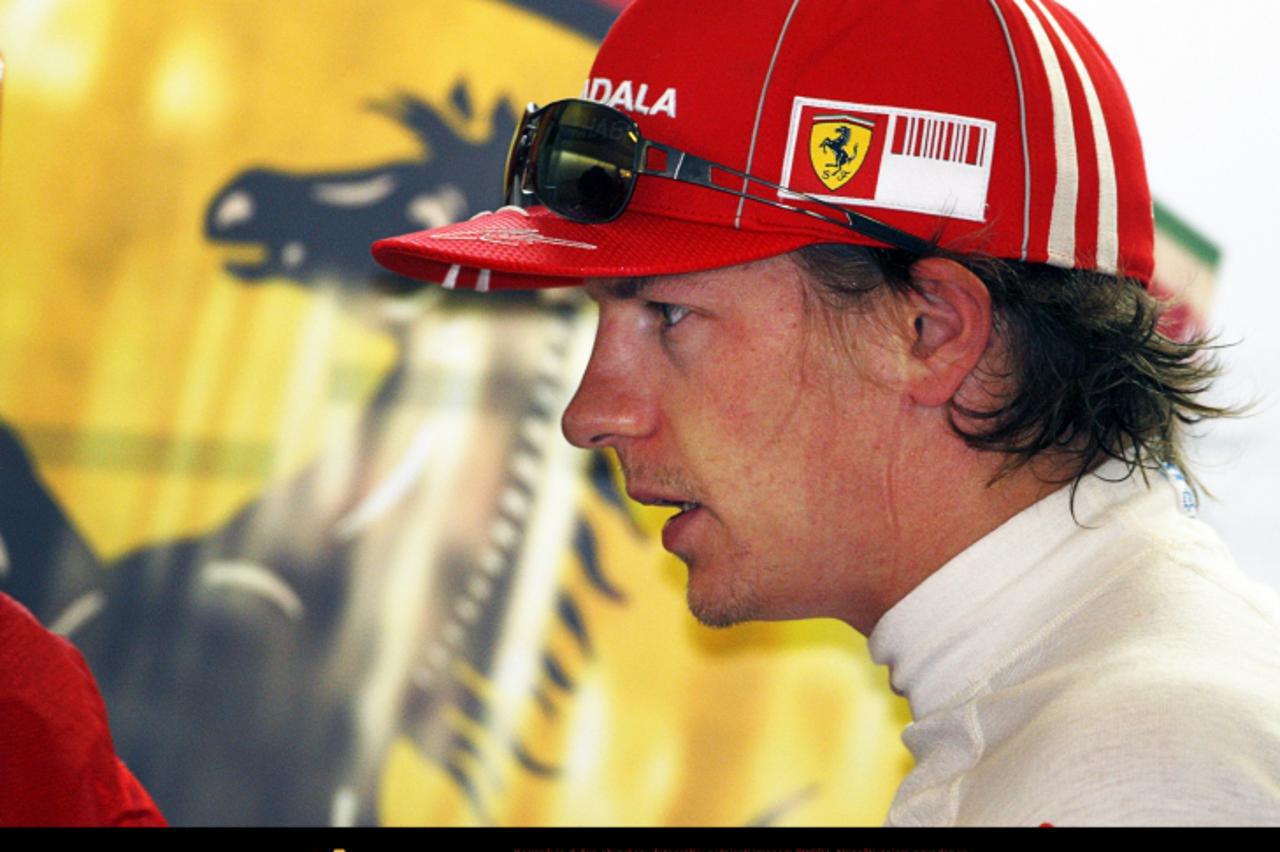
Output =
[
  {"x1": 660, "y1": 504, "x2": 704, "y2": 555},
  {"x1": 626, "y1": 488, "x2": 705, "y2": 555},
  {"x1": 626, "y1": 489, "x2": 702, "y2": 515}
]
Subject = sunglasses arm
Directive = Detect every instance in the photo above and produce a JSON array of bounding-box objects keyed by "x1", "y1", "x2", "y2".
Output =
[{"x1": 638, "y1": 140, "x2": 931, "y2": 255}]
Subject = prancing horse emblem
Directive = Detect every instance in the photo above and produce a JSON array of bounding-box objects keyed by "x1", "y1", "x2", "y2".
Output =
[{"x1": 809, "y1": 115, "x2": 874, "y2": 192}]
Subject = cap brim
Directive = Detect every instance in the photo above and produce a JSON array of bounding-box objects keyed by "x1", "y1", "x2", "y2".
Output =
[{"x1": 371, "y1": 205, "x2": 825, "y2": 290}]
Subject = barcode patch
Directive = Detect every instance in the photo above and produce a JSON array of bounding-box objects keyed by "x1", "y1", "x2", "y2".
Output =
[
  {"x1": 780, "y1": 97, "x2": 998, "y2": 222},
  {"x1": 892, "y1": 115, "x2": 990, "y2": 168}
]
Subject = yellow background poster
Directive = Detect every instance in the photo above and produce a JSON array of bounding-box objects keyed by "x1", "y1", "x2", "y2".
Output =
[{"x1": 0, "y1": 0, "x2": 910, "y2": 826}]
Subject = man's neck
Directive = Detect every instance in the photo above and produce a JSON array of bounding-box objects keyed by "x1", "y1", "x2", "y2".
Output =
[{"x1": 851, "y1": 447, "x2": 1074, "y2": 635}]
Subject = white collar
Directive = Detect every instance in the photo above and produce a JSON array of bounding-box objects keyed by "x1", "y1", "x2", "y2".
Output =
[{"x1": 867, "y1": 459, "x2": 1188, "y2": 719}]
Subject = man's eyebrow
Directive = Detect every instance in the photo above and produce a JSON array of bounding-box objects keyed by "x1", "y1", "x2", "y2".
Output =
[{"x1": 594, "y1": 276, "x2": 656, "y2": 301}]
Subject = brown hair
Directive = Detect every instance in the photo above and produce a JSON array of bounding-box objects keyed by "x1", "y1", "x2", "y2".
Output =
[{"x1": 793, "y1": 242, "x2": 1243, "y2": 500}]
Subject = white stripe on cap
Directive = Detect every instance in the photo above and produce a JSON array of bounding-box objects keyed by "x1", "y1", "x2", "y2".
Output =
[
  {"x1": 476, "y1": 268, "x2": 491, "y2": 292},
  {"x1": 1031, "y1": 0, "x2": 1119, "y2": 274},
  {"x1": 1010, "y1": 0, "x2": 1078, "y2": 268},
  {"x1": 735, "y1": 0, "x2": 803, "y2": 230},
  {"x1": 987, "y1": 0, "x2": 1032, "y2": 261},
  {"x1": 443, "y1": 264, "x2": 461, "y2": 289}
]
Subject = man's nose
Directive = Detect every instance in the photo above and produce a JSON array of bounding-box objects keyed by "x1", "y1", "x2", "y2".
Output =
[{"x1": 561, "y1": 335, "x2": 654, "y2": 450}]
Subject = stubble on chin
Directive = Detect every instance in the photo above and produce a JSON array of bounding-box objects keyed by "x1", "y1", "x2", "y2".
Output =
[{"x1": 682, "y1": 554, "x2": 759, "y2": 629}]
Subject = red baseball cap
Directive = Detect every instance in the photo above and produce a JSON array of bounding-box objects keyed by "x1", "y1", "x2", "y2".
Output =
[{"x1": 372, "y1": 0, "x2": 1154, "y2": 290}]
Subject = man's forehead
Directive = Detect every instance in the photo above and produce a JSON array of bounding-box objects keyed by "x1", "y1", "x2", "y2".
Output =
[{"x1": 583, "y1": 254, "x2": 809, "y2": 304}]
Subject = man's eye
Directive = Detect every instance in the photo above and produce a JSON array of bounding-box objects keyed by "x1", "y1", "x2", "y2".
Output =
[{"x1": 649, "y1": 301, "x2": 690, "y2": 329}]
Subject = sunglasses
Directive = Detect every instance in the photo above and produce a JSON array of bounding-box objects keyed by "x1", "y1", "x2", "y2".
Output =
[{"x1": 503, "y1": 98, "x2": 930, "y2": 254}]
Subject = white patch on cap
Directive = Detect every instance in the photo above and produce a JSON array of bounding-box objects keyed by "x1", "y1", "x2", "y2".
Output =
[{"x1": 779, "y1": 97, "x2": 996, "y2": 221}]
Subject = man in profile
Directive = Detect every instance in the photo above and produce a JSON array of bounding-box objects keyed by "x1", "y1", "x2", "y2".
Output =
[{"x1": 373, "y1": 0, "x2": 1280, "y2": 825}]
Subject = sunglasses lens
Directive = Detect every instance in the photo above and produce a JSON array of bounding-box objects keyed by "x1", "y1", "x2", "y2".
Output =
[{"x1": 533, "y1": 101, "x2": 639, "y2": 222}]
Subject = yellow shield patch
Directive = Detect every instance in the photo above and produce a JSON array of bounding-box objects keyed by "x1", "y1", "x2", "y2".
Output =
[{"x1": 809, "y1": 116, "x2": 874, "y2": 191}]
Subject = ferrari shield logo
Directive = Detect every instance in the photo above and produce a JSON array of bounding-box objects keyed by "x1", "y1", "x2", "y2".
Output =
[{"x1": 809, "y1": 115, "x2": 874, "y2": 191}]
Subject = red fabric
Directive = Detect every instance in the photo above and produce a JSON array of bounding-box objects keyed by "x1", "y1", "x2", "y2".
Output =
[
  {"x1": 373, "y1": 204, "x2": 833, "y2": 290},
  {"x1": 0, "y1": 592, "x2": 166, "y2": 827},
  {"x1": 374, "y1": 0, "x2": 1155, "y2": 290}
]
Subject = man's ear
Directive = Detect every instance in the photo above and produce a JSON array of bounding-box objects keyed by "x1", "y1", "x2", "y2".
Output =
[{"x1": 903, "y1": 257, "x2": 992, "y2": 407}]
